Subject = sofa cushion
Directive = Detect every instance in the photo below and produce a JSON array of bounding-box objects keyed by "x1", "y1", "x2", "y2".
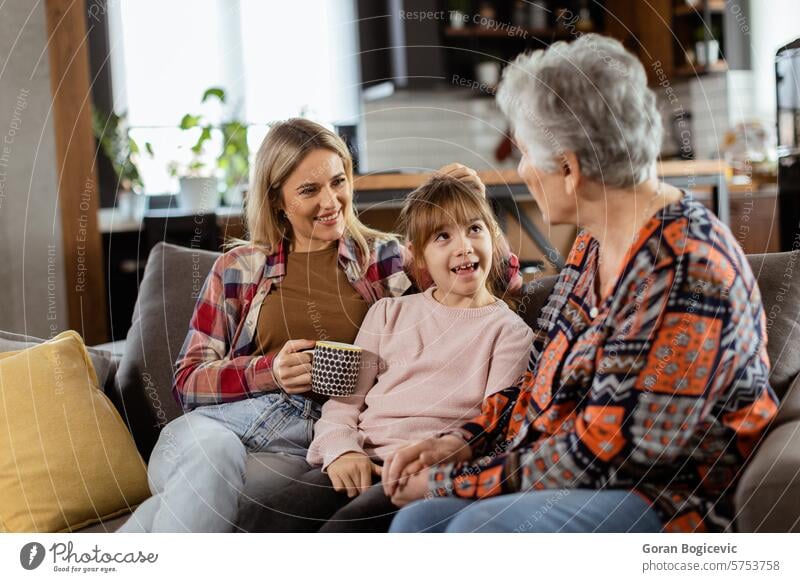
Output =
[
  {"x1": 734, "y1": 419, "x2": 800, "y2": 532},
  {"x1": 747, "y1": 252, "x2": 800, "y2": 399},
  {"x1": 73, "y1": 514, "x2": 131, "y2": 533},
  {"x1": 776, "y1": 373, "x2": 800, "y2": 425},
  {"x1": 92, "y1": 339, "x2": 127, "y2": 360},
  {"x1": 235, "y1": 452, "x2": 315, "y2": 532},
  {"x1": 735, "y1": 371, "x2": 800, "y2": 532},
  {"x1": 114, "y1": 242, "x2": 220, "y2": 461},
  {"x1": 0, "y1": 329, "x2": 115, "y2": 395},
  {"x1": 0, "y1": 330, "x2": 149, "y2": 532}
]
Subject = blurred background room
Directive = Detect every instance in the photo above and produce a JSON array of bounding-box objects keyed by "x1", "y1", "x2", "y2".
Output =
[{"x1": 1, "y1": 0, "x2": 799, "y2": 345}]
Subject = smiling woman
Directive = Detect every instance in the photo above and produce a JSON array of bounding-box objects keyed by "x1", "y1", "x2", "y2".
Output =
[
  {"x1": 278, "y1": 149, "x2": 349, "y2": 252},
  {"x1": 115, "y1": 118, "x2": 523, "y2": 533}
]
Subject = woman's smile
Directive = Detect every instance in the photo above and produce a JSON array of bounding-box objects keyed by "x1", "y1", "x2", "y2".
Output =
[
  {"x1": 280, "y1": 148, "x2": 351, "y2": 251},
  {"x1": 314, "y1": 207, "x2": 342, "y2": 227}
]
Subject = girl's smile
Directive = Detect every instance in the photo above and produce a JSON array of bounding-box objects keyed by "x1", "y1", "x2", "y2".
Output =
[
  {"x1": 450, "y1": 259, "x2": 480, "y2": 276},
  {"x1": 422, "y1": 220, "x2": 494, "y2": 308}
]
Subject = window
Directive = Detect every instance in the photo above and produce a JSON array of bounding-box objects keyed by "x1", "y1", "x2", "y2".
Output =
[{"x1": 108, "y1": 0, "x2": 360, "y2": 194}]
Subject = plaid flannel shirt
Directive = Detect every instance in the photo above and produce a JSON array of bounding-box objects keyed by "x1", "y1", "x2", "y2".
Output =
[{"x1": 173, "y1": 235, "x2": 521, "y2": 410}]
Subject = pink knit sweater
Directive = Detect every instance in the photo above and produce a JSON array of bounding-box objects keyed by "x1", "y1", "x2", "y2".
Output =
[{"x1": 307, "y1": 287, "x2": 533, "y2": 470}]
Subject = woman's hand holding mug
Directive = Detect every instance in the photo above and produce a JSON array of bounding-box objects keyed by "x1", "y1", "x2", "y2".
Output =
[{"x1": 271, "y1": 339, "x2": 316, "y2": 393}]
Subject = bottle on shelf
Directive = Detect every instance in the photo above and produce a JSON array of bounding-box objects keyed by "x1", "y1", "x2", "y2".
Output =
[{"x1": 529, "y1": 1, "x2": 549, "y2": 30}]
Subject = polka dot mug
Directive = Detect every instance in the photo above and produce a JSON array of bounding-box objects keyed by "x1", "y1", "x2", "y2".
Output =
[{"x1": 310, "y1": 341, "x2": 363, "y2": 397}]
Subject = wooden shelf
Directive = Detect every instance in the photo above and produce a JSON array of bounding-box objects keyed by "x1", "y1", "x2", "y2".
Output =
[
  {"x1": 674, "y1": 0, "x2": 727, "y2": 17},
  {"x1": 443, "y1": 26, "x2": 573, "y2": 40},
  {"x1": 674, "y1": 60, "x2": 728, "y2": 77},
  {"x1": 352, "y1": 161, "x2": 727, "y2": 192}
]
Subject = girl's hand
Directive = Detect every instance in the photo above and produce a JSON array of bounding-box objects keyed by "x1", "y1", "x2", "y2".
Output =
[
  {"x1": 272, "y1": 339, "x2": 316, "y2": 394},
  {"x1": 327, "y1": 452, "x2": 382, "y2": 498},
  {"x1": 390, "y1": 471, "x2": 430, "y2": 507},
  {"x1": 383, "y1": 435, "x2": 472, "y2": 497},
  {"x1": 435, "y1": 163, "x2": 486, "y2": 197}
]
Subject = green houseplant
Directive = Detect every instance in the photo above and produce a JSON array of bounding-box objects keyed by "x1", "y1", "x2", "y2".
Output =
[
  {"x1": 92, "y1": 108, "x2": 153, "y2": 217},
  {"x1": 693, "y1": 24, "x2": 721, "y2": 67},
  {"x1": 169, "y1": 87, "x2": 250, "y2": 209},
  {"x1": 92, "y1": 108, "x2": 153, "y2": 194}
]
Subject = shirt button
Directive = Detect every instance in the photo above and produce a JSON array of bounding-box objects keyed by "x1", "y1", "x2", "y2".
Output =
[{"x1": 589, "y1": 307, "x2": 599, "y2": 318}]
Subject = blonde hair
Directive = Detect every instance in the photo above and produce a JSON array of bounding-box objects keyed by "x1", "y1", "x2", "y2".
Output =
[
  {"x1": 398, "y1": 175, "x2": 505, "y2": 298},
  {"x1": 226, "y1": 118, "x2": 391, "y2": 274}
]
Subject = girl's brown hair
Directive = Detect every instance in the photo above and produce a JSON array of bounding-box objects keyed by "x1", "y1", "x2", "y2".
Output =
[
  {"x1": 398, "y1": 175, "x2": 505, "y2": 298},
  {"x1": 226, "y1": 118, "x2": 391, "y2": 274}
]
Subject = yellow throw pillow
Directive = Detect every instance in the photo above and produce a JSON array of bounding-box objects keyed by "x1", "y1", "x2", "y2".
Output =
[{"x1": 0, "y1": 330, "x2": 149, "y2": 532}]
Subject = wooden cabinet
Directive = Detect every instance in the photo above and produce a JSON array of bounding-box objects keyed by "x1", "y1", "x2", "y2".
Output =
[
  {"x1": 604, "y1": 0, "x2": 675, "y2": 84},
  {"x1": 606, "y1": 0, "x2": 751, "y2": 84}
]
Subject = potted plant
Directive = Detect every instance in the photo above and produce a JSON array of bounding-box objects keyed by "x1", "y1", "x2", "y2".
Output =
[
  {"x1": 91, "y1": 108, "x2": 153, "y2": 217},
  {"x1": 448, "y1": 0, "x2": 469, "y2": 28},
  {"x1": 693, "y1": 24, "x2": 721, "y2": 67},
  {"x1": 170, "y1": 87, "x2": 250, "y2": 210}
]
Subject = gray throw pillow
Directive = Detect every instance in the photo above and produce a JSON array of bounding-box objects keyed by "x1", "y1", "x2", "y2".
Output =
[{"x1": 114, "y1": 242, "x2": 220, "y2": 461}]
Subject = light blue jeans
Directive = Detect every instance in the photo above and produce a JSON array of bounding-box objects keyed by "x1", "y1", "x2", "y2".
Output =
[
  {"x1": 118, "y1": 392, "x2": 320, "y2": 533},
  {"x1": 389, "y1": 489, "x2": 663, "y2": 533}
]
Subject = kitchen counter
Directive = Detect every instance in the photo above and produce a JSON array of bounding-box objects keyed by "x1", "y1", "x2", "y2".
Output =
[
  {"x1": 353, "y1": 160, "x2": 727, "y2": 190},
  {"x1": 99, "y1": 159, "x2": 730, "y2": 271}
]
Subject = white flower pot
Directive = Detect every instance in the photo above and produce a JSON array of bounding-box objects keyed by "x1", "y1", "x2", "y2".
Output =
[
  {"x1": 179, "y1": 177, "x2": 218, "y2": 212},
  {"x1": 223, "y1": 183, "x2": 247, "y2": 207},
  {"x1": 130, "y1": 192, "x2": 148, "y2": 219},
  {"x1": 450, "y1": 10, "x2": 467, "y2": 29},
  {"x1": 476, "y1": 61, "x2": 500, "y2": 88},
  {"x1": 706, "y1": 40, "x2": 720, "y2": 64},
  {"x1": 117, "y1": 190, "x2": 148, "y2": 219},
  {"x1": 695, "y1": 40, "x2": 720, "y2": 67}
]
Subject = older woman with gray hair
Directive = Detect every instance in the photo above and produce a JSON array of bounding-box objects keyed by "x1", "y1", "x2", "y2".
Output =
[{"x1": 382, "y1": 34, "x2": 777, "y2": 533}]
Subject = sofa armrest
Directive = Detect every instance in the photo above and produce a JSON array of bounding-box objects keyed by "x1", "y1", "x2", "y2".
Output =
[{"x1": 92, "y1": 339, "x2": 127, "y2": 361}]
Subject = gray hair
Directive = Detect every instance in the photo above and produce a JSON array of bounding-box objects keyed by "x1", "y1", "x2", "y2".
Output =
[{"x1": 496, "y1": 34, "x2": 662, "y2": 189}]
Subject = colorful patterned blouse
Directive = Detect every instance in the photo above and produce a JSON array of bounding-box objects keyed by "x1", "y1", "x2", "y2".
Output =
[{"x1": 430, "y1": 196, "x2": 779, "y2": 532}]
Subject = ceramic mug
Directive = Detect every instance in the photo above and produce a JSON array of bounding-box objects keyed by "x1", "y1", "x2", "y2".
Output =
[{"x1": 310, "y1": 341, "x2": 363, "y2": 397}]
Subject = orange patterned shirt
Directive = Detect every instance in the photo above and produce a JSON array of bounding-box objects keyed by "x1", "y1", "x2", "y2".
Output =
[{"x1": 429, "y1": 196, "x2": 778, "y2": 532}]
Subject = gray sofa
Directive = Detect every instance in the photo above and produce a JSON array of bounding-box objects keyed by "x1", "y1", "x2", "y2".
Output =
[{"x1": 5, "y1": 242, "x2": 798, "y2": 532}]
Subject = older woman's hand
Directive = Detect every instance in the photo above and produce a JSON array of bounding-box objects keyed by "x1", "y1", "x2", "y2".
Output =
[
  {"x1": 383, "y1": 434, "x2": 472, "y2": 497},
  {"x1": 271, "y1": 339, "x2": 316, "y2": 393},
  {"x1": 435, "y1": 163, "x2": 486, "y2": 197},
  {"x1": 390, "y1": 470, "x2": 430, "y2": 507}
]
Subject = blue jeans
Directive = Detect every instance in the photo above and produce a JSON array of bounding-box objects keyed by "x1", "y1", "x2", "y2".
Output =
[
  {"x1": 118, "y1": 392, "x2": 320, "y2": 533},
  {"x1": 389, "y1": 489, "x2": 663, "y2": 533}
]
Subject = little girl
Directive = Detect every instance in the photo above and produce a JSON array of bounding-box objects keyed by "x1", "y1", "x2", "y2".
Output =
[{"x1": 259, "y1": 174, "x2": 534, "y2": 532}]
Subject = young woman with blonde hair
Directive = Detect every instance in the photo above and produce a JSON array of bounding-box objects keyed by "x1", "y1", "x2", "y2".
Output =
[{"x1": 118, "y1": 118, "x2": 520, "y2": 532}]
